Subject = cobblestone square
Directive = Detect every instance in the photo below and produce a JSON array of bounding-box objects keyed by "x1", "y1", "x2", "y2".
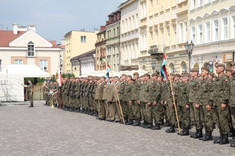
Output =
[{"x1": 0, "y1": 101, "x2": 234, "y2": 156}]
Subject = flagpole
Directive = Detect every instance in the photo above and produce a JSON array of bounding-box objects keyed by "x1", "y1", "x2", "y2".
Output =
[{"x1": 163, "y1": 48, "x2": 181, "y2": 133}]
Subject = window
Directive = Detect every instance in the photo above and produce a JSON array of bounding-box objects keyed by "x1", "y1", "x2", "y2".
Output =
[
  {"x1": 174, "y1": 25, "x2": 177, "y2": 44},
  {"x1": 198, "y1": 0, "x2": 203, "y2": 7},
  {"x1": 0, "y1": 59, "x2": 1, "y2": 72},
  {"x1": 27, "y1": 41, "x2": 34, "y2": 57},
  {"x1": 191, "y1": 26, "x2": 196, "y2": 43},
  {"x1": 167, "y1": 27, "x2": 170, "y2": 45},
  {"x1": 40, "y1": 60, "x2": 48, "y2": 71},
  {"x1": 184, "y1": 22, "x2": 187, "y2": 42},
  {"x1": 232, "y1": 16, "x2": 235, "y2": 38},
  {"x1": 213, "y1": 20, "x2": 219, "y2": 41},
  {"x1": 222, "y1": 17, "x2": 228, "y2": 40},
  {"x1": 179, "y1": 23, "x2": 183, "y2": 42},
  {"x1": 191, "y1": 0, "x2": 196, "y2": 9},
  {"x1": 198, "y1": 24, "x2": 203, "y2": 44},
  {"x1": 14, "y1": 59, "x2": 23, "y2": 64},
  {"x1": 205, "y1": 22, "x2": 210, "y2": 43},
  {"x1": 81, "y1": 36, "x2": 86, "y2": 43}
]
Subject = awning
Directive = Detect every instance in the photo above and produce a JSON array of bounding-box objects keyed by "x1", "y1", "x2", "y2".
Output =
[{"x1": 0, "y1": 64, "x2": 50, "y2": 77}]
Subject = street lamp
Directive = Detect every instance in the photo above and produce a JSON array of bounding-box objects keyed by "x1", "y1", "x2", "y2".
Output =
[
  {"x1": 151, "y1": 60, "x2": 157, "y2": 73},
  {"x1": 185, "y1": 41, "x2": 194, "y2": 72}
]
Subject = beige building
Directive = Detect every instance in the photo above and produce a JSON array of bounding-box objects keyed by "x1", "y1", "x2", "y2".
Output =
[
  {"x1": 0, "y1": 24, "x2": 62, "y2": 75},
  {"x1": 106, "y1": 10, "x2": 121, "y2": 72},
  {"x1": 188, "y1": 0, "x2": 235, "y2": 71},
  {"x1": 63, "y1": 30, "x2": 96, "y2": 75},
  {"x1": 95, "y1": 26, "x2": 107, "y2": 71}
]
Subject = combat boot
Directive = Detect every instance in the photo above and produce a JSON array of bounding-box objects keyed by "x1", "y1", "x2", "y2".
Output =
[
  {"x1": 219, "y1": 134, "x2": 229, "y2": 144},
  {"x1": 200, "y1": 131, "x2": 213, "y2": 141},
  {"x1": 152, "y1": 124, "x2": 161, "y2": 130},
  {"x1": 214, "y1": 133, "x2": 224, "y2": 144},
  {"x1": 127, "y1": 119, "x2": 133, "y2": 125},
  {"x1": 179, "y1": 129, "x2": 189, "y2": 136},
  {"x1": 132, "y1": 120, "x2": 140, "y2": 126},
  {"x1": 191, "y1": 129, "x2": 203, "y2": 139},
  {"x1": 144, "y1": 123, "x2": 152, "y2": 129},
  {"x1": 228, "y1": 128, "x2": 235, "y2": 137},
  {"x1": 165, "y1": 125, "x2": 175, "y2": 133},
  {"x1": 230, "y1": 137, "x2": 235, "y2": 147}
]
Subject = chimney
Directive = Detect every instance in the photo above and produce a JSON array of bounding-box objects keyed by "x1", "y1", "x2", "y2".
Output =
[
  {"x1": 27, "y1": 25, "x2": 36, "y2": 32},
  {"x1": 13, "y1": 24, "x2": 18, "y2": 34}
]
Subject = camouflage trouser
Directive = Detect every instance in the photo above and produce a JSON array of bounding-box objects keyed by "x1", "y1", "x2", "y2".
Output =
[
  {"x1": 201, "y1": 105, "x2": 214, "y2": 131},
  {"x1": 152, "y1": 104, "x2": 163, "y2": 125},
  {"x1": 88, "y1": 97, "x2": 93, "y2": 111},
  {"x1": 144, "y1": 102, "x2": 152, "y2": 124},
  {"x1": 214, "y1": 105, "x2": 230, "y2": 134},
  {"x1": 29, "y1": 94, "x2": 33, "y2": 106},
  {"x1": 127, "y1": 101, "x2": 134, "y2": 120},
  {"x1": 179, "y1": 106, "x2": 190, "y2": 129},
  {"x1": 189, "y1": 102, "x2": 195, "y2": 123},
  {"x1": 132, "y1": 101, "x2": 140, "y2": 120},
  {"x1": 94, "y1": 99, "x2": 98, "y2": 112},
  {"x1": 113, "y1": 101, "x2": 121, "y2": 121},
  {"x1": 193, "y1": 103, "x2": 203, "y2": 130},
  {"x1": 98, "y1": 100, "x2": 106, "y2": 119},
  {"x1": 105, "y1": 101, "x2": 110, "y2": 120},
  {"x1": 167, "y1": 102, "x2": 176, "y2": 126},
  {"x1": 121, "y1": 101, "x2": 128, "y2": 119},
  {"x1": 231, "y1": 107, "x2": 235, "y2": 130},
  {"x1": 109, "y1": 102, "x2": 115, "y2": 121},
  {"x1": 140, "y1": 102, "x2": 145, "y2": 121}
]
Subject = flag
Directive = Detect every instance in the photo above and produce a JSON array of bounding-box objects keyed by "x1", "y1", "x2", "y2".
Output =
[
  {"x1": 161, "y1": 54, "x2": 168, "y2": 80},
  {"x1": 57, "y1": 67, "x2": 62, "y2": 86},
  {"x1": 106, "y1": 64, "x2": 111, "y2": 82}
]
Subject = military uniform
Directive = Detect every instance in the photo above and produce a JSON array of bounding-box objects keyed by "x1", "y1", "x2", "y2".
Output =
[
  {"x1": 229, "y1": 64, "x2": 235, "y2": 147},
  {"x1": 28, "y1": 83, "x2": 34, "y2": 107}
]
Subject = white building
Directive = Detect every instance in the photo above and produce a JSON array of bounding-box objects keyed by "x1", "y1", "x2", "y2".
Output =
[
  {"x1": 0, "y1": 24, "x2": 62, "y2": 75},
  {"x1": 119, "y1": 0, "x2": 140, "y2": 70},
  {"x1": 70, "y1": 49, "x2": 96, "y2": 76},
  {"x1": 188, "y1": 1, "x2": 235, "y2": 71}
]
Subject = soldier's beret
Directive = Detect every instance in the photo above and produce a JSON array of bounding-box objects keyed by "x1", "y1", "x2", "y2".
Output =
[
  {"x1": 169, "y1": 73, "x2": 175, "y2": 76},
  {"x1": 133, "y1": 72, "x2": 139, "y2": 76},
  {"x1": 182, "y1": 73, "x2": 190, "y2": 77},
  {"x1": 152, "y1": 73, "x2": 158, "y2": 77},
  {"x1": 215, "y1": 63, "x2": 225, "y2": 68},
  {"x1": 127, "y1": 75, "x2": 132, "y2": 78},
  {"x1": 144, "y1": 73, "x2": 150, "y2": 77},
  {"x1": 190, "y1": 68, "x2": 199, "y2": 72},
  {"x1": 201, "y1": 66, "x2": 210, "y2": 72},
  {"x1": 226, "y1": 67, "x2": 232, "y2": 72},
  {"x1": 175, "y1": 74, "x2": 181, "y2": 77},
  {"x1": 231, "y1": 62, "x2": 235, "y2": 67},
  {"x1": 121, "y1": 74, "x2": 127, "y2": 77}
]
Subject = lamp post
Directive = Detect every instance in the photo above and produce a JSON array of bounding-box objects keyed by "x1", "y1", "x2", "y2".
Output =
[
  {"x1": 151, "y1": 60, "x2": 157, "y2": 73},
  {"x1": 185, "y1": 41, "x2": 194, "y2": 72}
]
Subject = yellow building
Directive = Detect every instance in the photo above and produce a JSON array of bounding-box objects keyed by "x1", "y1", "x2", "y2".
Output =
[
  {"x1": 139, "y1": 0, "x2": 189, "y2": 74},
  {"x1": 63, "y1": 30, "x2": 97, "y2": 76}
]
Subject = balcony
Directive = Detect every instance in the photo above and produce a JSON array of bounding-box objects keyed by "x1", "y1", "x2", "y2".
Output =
[
  {"x1": 159, "y1": 12, "x2": 164, "y2": 25},
  {"x1": 171, "y1": 7, "x2": 177, "y2": 21},
  {"x1": 165, "y1": 10, "x2": 170, "y2": 23},
  {"x1": 176, "y1": 3, "x2": 188, "y2": 15}
]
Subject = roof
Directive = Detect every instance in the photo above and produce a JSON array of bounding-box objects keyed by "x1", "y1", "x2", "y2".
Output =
[
  {"x1": 0, "y1": 30, "x2": 26, "y2": 47},
  {"x1": 0, "y1": 30, "x2": 60, "y2": 48},
  {"x1": 70, "y1": 49, "x2": 96, "y2": 62}
]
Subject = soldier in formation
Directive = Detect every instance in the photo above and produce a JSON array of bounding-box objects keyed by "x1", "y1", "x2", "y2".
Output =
[{"x1": 44, "y1": 62, "x2": 235, "y2": 147}]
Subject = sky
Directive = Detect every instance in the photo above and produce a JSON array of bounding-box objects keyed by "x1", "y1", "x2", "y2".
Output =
[{"x1": 0, "y1": 0, "x2": 126, "y2": 44}]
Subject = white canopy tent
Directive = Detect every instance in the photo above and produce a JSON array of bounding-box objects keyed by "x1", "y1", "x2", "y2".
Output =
[{"x1": 0, "y1": 65, "x2": 50, "y2": 101}]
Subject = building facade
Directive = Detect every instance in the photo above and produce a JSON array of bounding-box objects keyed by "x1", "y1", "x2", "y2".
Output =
[
  {"x1": 119, "y1": 0, "x2": 140, "y2": 71},
  {"x1": 63, "y1": 30, "x2": 96, "y2": 74},
  {"x1": 95, "y1": 26, "x2": 107, "y2": 71},
  {"x1": 70, "y1": 49, "x2": 96, "y2": 76},
  {"x1": 0, "y1": 24, "x2": 61, "y2": 75},
  {"x1": 106, "y1": 10, "x2": 121, "y2": 72},
  {"x1": 189, "y1": 0, "x2": 235, "y2": 71}
]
